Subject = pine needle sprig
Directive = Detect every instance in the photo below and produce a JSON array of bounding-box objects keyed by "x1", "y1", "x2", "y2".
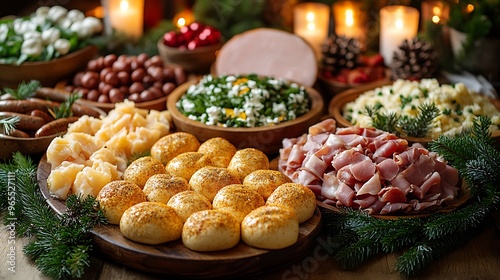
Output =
[
  {"x1": 396, "y1": 225, "x2": 482, "y2": 278},
  {"x1": 399, "y1": 102, "x2": 440, "y2": 137},
  {"x1": 2, "y1": 80, "x2": 41, "y2": 100},
  {"x1": 334, "y1": 237, "x2": 382, "y2": 270},
  {"x1": 422, "y1": 201, "x2": 490, "y2": 240}
]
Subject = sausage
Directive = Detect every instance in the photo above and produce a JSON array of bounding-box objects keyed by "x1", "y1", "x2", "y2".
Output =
[
  {"x1": 0, "y1": 112, "x2": 45, "y2": 131},
  {"x1": 30, "y1": 109, "x2": 54, "y2": 123},
  {"x1": 34, "y1": 116, "x2": 79, "y2": 137},
  {"x1": 1, "y1": 129, "x2": 30, "y2": 138},
  {"x1": 35, "y1": 89, "x2": 102, "y2": 118},
  {"x1": 35, "y1": 87, "x2": 75, "y2": 102},
  {"x1": 0, "y1": 100, "x2": 51, "y2": 114}
]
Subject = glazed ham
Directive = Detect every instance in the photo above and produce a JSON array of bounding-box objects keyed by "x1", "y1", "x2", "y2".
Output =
[{"x1": 278, "y1": 119, "x2": 461, "y2": 215}]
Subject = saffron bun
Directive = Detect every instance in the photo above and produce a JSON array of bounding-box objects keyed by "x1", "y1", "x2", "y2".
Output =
[
  {"x1": 197, "y1": 137, "x2": 237, "y2": 168},
  {"x1": 165, "y1": 151, "x2": 213, "y2": 181},
  {"x1": 241, "y1": 205, "x2": 299, "y2": 250},
  {"x1": 120, "y1": 202, "x2": 183, "y2": 245},
  {"x1": 167, "y1": 190, "x2": 212, "y2": 222},
  {"x1": 212, "y1": 184, "x2": 265, "y2": 223},
  {"x1": 143, "y1": 174, "x2": 190, "y2": 204},
  {"x1": 182, "y1": 209, "x2": 240, "y2": 252},
  {"x1": 242, "y1": 169, "x2": 292, "y2": 200},
  {"x1": 227, "y1": 148, "x2": 270, "y2": 181},
  {"x1": 96, "y1": 180, "x2": 147, "y2": 225},
  {"x1": 266, "y1": 183, "x2": 316, "y2": 223},
  {"x1": 150, "y1": 132, "x2": 201, "y2": 165},
  {"x1": 123, "y1": 156, "x2": 166, "y2": 189},
  {"x1": 189, "y1": 166, "x2": 240, "y2": 202}
]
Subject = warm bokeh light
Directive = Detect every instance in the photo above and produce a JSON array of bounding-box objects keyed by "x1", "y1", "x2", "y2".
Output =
[
  {"x1": 86, "y1": 6, "x2": 105, "y2": 18},
  {"x1": 120, "y1": 0, "x2": 130, "y2": 11},
  {"x1": 432, "y1": 15, "x2": 441, "y2": 23},
  {"x1": 466, "y1": 4, "x2": 475, "y2": 13},
  {"x1": 173, "y1": 9, "x2": 195, "y2": 29},
  {"x1": 345, "y1": 9, "x2": 354, "y2": 27}
]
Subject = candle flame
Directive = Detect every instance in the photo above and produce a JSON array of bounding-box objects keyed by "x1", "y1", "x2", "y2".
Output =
[
  {"x1": 395, "y1": 19, "x2": 404, "y2": 30},
  {"x1": 345, "y1": 9, "x2": 354, "y2": 27},
  {"x1": 120, "y1": 0, "x2": 129, "y2": 11},
  {"x1": 177, "y1": 17, "x2": 186, "y2": 28},
  {"x1": 432, "y1": 15, "x2": 441, "y2": 24},
  {"x1": 307, "y1": 22, "x2": 316, "y2": 31},
  {"x1": 306, "y1": 12, "x2": 316, "y2": 22}
]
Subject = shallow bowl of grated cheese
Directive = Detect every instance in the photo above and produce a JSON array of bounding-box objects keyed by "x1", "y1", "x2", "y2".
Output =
[
  {"x1": 167, "y1": 74, "x2": 324, "y2": 155},
  {"x1": 328, "y1": 78, "x2": 500, "y2": 144}
]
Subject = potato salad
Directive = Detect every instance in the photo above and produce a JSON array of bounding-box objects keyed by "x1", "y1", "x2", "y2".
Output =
[
  {"x1": 343, "y1": 79, "x2": 500, "y2": 139},
  {"x1": 176, "y1": 74, "x2": 311, "y2": 128}
]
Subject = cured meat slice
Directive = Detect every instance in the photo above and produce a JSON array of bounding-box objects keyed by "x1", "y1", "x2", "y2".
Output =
[
  {"x1": 357, "y1": 172, "x2": 381, "y2": 196},
  {"x1": 377, "y1": 158, "x2": 399, "y2": 181},
  {"x1": 350, "y1": 159, "x2": 376, "y2": 182}
]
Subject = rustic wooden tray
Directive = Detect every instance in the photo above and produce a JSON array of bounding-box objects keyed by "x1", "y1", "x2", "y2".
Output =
[{"x1": 37, "y1": 155, "x2": 322, "y2": 279}]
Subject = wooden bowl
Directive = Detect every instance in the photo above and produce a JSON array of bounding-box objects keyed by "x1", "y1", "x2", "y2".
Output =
[
  {"x1": 167, "y1": 80, "x2": 325, "y2": 156},
  {"x1": 0, "y1": 45, "x2": 98, "y2": 88},
  {"x1": 328, "y1": 83, "x2": 500, "y2": 145},
  {"x1": 157, "y1": 39, "x2": 222, "y2": 73},
  {"x1": 0, "y1": 105, "x2": 105, "y2": 160}
]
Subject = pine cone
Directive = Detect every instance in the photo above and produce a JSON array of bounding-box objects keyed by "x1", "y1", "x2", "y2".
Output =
[
  {"x1": 321, "y1": 34, "x2": 361, "y2": 74},
  {"x1": 391, "y1": 37, "x2": 438, "y2": 80}
]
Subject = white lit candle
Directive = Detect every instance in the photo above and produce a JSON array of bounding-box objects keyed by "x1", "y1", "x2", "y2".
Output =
[
  {"x1": 107, "y1": 0, "x2": 144, "y2": 40},
  {"x1": 333, "y1": 1, "x2": 364, "y2": 42},
  {"x1": 379, "y1": 5, "x2": 419, "y2": 65},
  {"x1": 293, "y1": 2, "x2": 330, "y2": 60}
]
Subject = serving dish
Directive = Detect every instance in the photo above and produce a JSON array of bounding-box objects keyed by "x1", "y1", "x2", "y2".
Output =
[
  {"x1": 328, "y1": 82, "x2": 500, "y2": 145},
  {"x1": 0, "y1": 45, "x2": 98, "y2": 88},
  {"x1": 157, "y1": 39, "x2": 222, "y2": 73},
  {"x1": 166, "y1": 79, "x2": 325, "y2": 156},
  {"x1": 37, "y1": 155, "x2": 322, "y2": 278}
]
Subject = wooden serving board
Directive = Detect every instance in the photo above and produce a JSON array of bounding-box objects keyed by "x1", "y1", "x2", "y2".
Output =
[{"x1": 37, "y1": 155, "x2": 322, "y2": 279}]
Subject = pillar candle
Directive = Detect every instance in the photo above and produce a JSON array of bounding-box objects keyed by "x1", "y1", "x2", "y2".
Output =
[
  {"x1": 379, "y1": 5, "x2": 419, "y2": 65},
  {"x1": 107, "y1": 0, "x2": 144, "y2": 40},
  {"x1": 293, "y1": 2, "x2": 330, "y2": 60},
  {"x1": 333, "y1": 1, "x2": 365, "y2": 43}
]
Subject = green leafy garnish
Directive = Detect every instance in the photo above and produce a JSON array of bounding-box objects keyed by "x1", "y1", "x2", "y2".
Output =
[
  {"x1": 49, "y1": 92, "x2": 80, "y2": 119},
  {"x1": 363, "y1": 102, "x2": 440, "y2": 138},
  {"x1": 0, "y1": 115, "x2": 20, "y2": 135},
  {"x1": 2, "y1": 80, "x2": 41, "y2": 100}
]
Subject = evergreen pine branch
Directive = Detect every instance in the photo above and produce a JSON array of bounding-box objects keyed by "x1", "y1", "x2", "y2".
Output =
[
  {"x1": 422, "y1": 201, "x2": 490, "y2": 240},
  {"x1": 396, "y1": 224, "x2": 482, "y2": 278},
  {"x1": 334, "y1": 238, "x2": 382, "y2": 270},
  {"x1": 1, "y1": 151, "x2": 107, "y2": 279},
  {"x1": 399, "y1": 103, "x2": 440, "y2": 137}
]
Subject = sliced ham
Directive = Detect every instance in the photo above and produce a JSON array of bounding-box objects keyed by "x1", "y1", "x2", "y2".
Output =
[
  {"x1": 277, "y1": 120, "x2": 462, "y2": 215},
  {"x1": 377, "y1": 158, "x2": 400, "y2": 180},
  {"x1": 357, "y1": 172, "x2": 381, "y2": 196}
]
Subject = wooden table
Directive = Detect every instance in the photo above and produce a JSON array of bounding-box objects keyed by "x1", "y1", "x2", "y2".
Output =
[{"x1": 1, "y1": 212, "x2": 499, "y2": 280}]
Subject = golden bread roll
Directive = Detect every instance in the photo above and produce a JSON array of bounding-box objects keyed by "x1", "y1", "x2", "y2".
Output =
[
  {"x1": 150, "y1": 132, "x2": 200, "y2": 164},
  {"x1": 165, "y1": 152, "x2": 213, "y2": 181},
  {"x1": 120, "y1": 202, "x2": 183, "y2": 245},
  {"x1": 266, "y1": 183, "x2": 316, "y2": 223},
  {"x1": 182, "y1": 209, "x2": 240, "y2": 252},
  {"x1": 167, "y1": 190, "x2": 212, "y2": 222},
  {"x1": 241, "y1": 205, "x2": 299, "y2": 250},
  {"x1": 197, "y1": 137, "x2": 237, "y2": 167},
  {"x1": 227, "y1": 148, "x2": 269, "y2": 181},
  {"x1": 212, "y1": 184, "x2": 265, "y2": 223},
  {"x1": 96, "y1": 180, "x2": 146, "y2": 225},
  {"x1": 243, "y1": 169, "x2": 292, "y2": 200},
  {"x1": 189, "y1": 166, "x2": 241, "y2": 202},
  {"x1": 123, "y1": 156, "x2": 166, "y2": 189},
  {"x1": 143, "y1": 174, "x2": 190, "y2": 204}
]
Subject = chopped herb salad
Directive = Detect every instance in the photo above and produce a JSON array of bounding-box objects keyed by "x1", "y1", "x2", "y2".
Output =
[{"x1": 176, "y1": 74, "x2": 311, "y2": 128}]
